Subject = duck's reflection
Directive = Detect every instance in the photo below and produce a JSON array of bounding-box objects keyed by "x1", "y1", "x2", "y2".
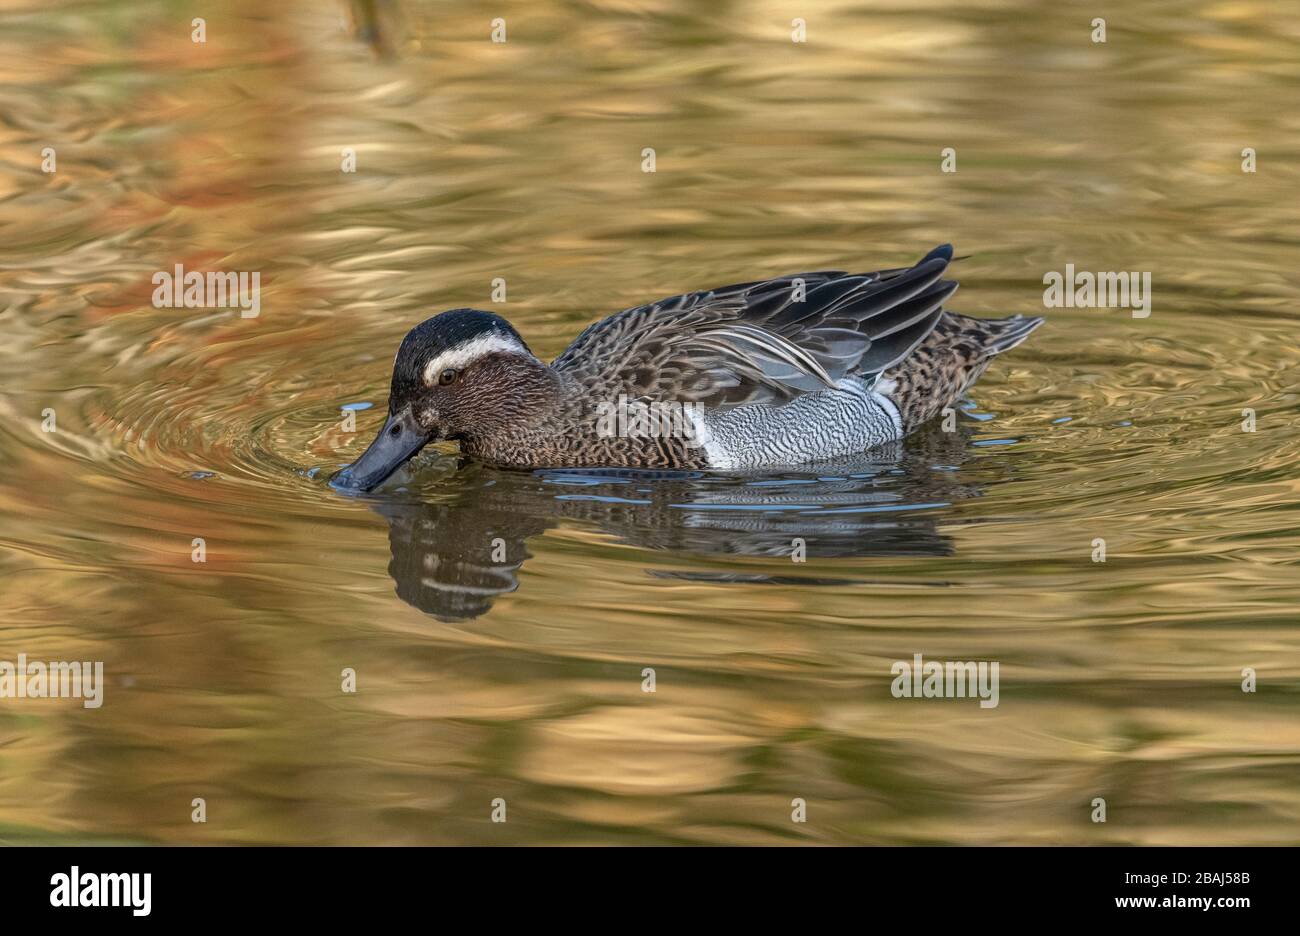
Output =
[{"x1": 372, "y1": 423, "x2": 987, "y2": 620}]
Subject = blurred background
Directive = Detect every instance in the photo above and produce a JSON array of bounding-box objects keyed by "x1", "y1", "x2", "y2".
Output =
[{"x1": 0, "y1": 0, "x2": 1297, "y2": 844}]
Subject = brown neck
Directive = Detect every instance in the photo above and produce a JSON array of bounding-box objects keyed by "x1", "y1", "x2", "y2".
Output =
[{"x1": 457, "y1": 356, "x2": 567, "y2": 442}]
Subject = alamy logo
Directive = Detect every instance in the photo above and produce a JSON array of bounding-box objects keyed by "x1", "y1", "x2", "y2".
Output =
[
  {"x1": 890, "y1": 653, "x2": 1000, "y2": 708},
  {"x1": 595, "y1": 394, "x2": 709, "y2": 447},
  {"x1": 50, "y1": 867, "x2": 151, "y2": 916},
  {"x1": 1042, "y1": 264, "x2": 1151, "y2": 318},
  {"x1": 0, "y1": 654, "x2": 103, "y2": 708},
  {"x1": 152, "y1": 263, "x2": 261, "y2": 318}
]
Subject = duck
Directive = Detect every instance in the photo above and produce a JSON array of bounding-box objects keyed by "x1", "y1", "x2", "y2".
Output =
[{"x1": 332, "y1": 244, "x2": 1043, "y2": 491}]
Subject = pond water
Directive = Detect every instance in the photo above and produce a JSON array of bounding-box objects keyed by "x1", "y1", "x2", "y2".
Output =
[{"x1": 1, "y1": 0, "x2": 1297, "y2": 844}]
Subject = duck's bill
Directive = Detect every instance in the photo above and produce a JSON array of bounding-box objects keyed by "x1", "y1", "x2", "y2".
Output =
[{"x1": 331, "y1": 409, "x2": 434, "y2": 492}]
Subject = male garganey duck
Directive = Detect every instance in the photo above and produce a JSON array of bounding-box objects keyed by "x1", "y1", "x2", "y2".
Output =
[{"x1": 333, "y1": 245, "x2": 1042, "y2": 491}]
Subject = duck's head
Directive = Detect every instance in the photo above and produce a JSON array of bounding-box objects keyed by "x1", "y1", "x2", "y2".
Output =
[{"x1": 332, "y1": 309, "x2": 550, "y2": 491}]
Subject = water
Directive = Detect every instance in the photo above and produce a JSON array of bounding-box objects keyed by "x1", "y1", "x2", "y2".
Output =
[{"x1": 1, "y1": 0, "x2": 1298, "y2": 844}]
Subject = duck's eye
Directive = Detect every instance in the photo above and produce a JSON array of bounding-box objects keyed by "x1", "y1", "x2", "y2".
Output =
[{"x1": 437, "y1": 368, "x2": 458, "y2": 386}]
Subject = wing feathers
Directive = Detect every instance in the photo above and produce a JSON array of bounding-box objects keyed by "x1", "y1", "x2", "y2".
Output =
[{"x1": 553, "y1": 246, "x2": 958, "y2": 409}]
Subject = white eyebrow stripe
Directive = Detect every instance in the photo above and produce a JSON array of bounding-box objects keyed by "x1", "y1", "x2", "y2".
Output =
[{"x1": 422, "y1": 332, "x2": 529, "y2": 386}]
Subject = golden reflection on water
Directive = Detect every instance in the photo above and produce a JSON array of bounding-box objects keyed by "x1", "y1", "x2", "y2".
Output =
[{"x1": 0, "y1": 0, "x2": 1298, "y2": 844}]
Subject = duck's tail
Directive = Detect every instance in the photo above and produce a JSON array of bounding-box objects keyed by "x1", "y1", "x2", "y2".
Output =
[{"x1": 878, "y1": 311, "x2": 1044, "y2": 432}]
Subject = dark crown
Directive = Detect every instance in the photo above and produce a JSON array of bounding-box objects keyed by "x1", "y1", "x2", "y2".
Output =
[{"x1": 389, "y1": 309, "x2": 531, "y2": 406}]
